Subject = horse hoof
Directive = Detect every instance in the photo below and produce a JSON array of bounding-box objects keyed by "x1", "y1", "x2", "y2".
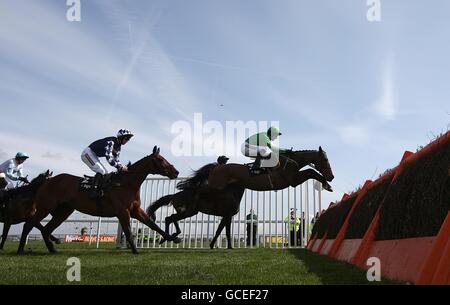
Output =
[
  {"x1": 132, "y1": 250, "x2": 139, "y2": 255},
  {"x1": 172, "y1": 237, "x2": 182, "y2": 244},
  {"x1": 159, "y1": 238, "x2": 166, "y2": 245},
  {"x1": 54, "y1": 239, "x2": 61, "y2": 245},
  {"x1": 322, "y1": 183, "x2": 333, "y2": 192}
]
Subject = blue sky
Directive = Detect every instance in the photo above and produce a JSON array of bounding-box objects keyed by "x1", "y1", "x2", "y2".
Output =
[{"x1": 1, "y1": 0, "x2": 449, "y2": 209}]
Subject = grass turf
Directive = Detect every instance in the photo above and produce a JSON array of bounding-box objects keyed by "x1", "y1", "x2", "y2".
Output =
[{"x1": 0, "y1": 241, "x2": 395, "y2": 285}]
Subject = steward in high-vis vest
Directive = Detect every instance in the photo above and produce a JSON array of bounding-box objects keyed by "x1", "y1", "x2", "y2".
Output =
[{"x1": 284, "y1": 209, "x2": 301, "y2": 247}]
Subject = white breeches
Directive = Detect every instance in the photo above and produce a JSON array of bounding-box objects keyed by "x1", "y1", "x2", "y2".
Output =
[
  {"x1": 241, "y1": 143, "x2": 274, "y2": 167},
  {"x1": 3, "y1": 177, "x2": 17, "y2": 190},
  {"x1": 81, "y1": 147, "x2": 108, "y2": 175}
]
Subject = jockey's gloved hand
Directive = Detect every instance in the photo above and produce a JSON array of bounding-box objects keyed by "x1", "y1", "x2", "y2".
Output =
[
  {"x1": 118, "y1": 165, "x2": 128, "y2": 172},
  {"x1": 19, "y1": 177, "x2": 29, "y2": 184}
]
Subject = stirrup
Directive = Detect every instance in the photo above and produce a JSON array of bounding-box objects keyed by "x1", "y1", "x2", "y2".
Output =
[{"x1": 250, "y1": 167, "x2": 264, "y2": 176}]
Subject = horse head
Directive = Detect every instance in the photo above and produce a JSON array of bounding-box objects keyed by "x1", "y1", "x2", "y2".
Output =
[
  {"x1": 150, "y1": 146, "x2": 179, "y2": 179},
  {"x1": 30, "y1": 170, "x2": 53, "y2": 186},
  {"x1": 313, "y1": 147, "x2": 334, "y2": 182},
  {"x1": 128, "y1": 146, "x2": 179, "y2": 179},
  {"x1": 282, "y1": 147, "x2": 334, "y2": 182}
]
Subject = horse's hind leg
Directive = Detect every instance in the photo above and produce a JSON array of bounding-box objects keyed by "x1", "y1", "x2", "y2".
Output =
[
  {"x1": 50, "y1": 235, "x2": 61, "y2": 244},
  {"x1": 210, "y1": 217, "x2": 227, "y2": 249},
  {"x1": 132, "y1": 207, "x2": 184, "y2": 245},
  {"x1": 225, "y1": 216, "x2": 233, "y2": 249},
  {"x1": 40, "y1": 205, "x2": 74, "y2": 253},
  {"x1": 17, "y1": 221, "x2": 35, "y2": 254},
  {"x1": 0, "y1": 222, "x2": 11, "y2": 250},
  {"x1": 159, "y1": 211, "x2": 196, "y2": 245},
  {"x1": 18, "y1": 206, "x2": 56, "y2": 254},
  {"x1": 173, "y1": 220, "x2": 182, "y2": 237},
  {"x1": 165, "y1": 214, "x2": 184, "y2": 237},
  {"x1": 34, "y1": 223, "x2": 61, "y2": 245}
]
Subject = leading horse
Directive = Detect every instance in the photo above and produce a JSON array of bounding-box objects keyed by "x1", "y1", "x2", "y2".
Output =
[
  {"x1": 17, "y1": 146, "x2": 180, "y2": 254},
  {"x1": 149, "y1": 147, "x2": 334, "y2": 249},
  {"x1": 208, "y1": 147, "x2": 334, "y2": 191}
]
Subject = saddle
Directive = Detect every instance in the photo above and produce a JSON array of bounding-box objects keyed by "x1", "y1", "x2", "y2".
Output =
[
  {"x1": 80, "y1": 173, "x2": 120, "y2": 199},
  {"x1": 245, "y1": 163, "x2": 269, "y2": 176}
]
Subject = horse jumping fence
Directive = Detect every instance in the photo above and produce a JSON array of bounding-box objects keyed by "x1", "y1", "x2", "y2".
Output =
[{"x1": 122, "y1": 178, "x2": 322, "y2": 249}]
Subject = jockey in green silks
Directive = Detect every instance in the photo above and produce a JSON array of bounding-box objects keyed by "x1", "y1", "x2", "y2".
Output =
[{"x1": 241, "y1": 126, "x2": 289, "y2": 173}]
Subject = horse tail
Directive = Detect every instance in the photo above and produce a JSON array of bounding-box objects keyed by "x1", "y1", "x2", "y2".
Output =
[
  {"x1": 176, "y1": 163, "x2": 216, "y2": 190},
  {"x1": 146, "y1": 194, "x2": 174, "y2": 221}
]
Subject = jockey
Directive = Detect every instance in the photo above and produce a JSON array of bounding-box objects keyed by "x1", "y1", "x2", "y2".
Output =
[
  {"x1": 241, "y1": 126, "x2": 288, "y2": 174},
  {"x1": 0, "y1": 173, "x2": 7, "y2": 202},
  {"x1": 81, "y1": 129, "x2": 133, "y2": 197},
  {"x1": 0, "y1": 152, "x2": 30, "y2": 190}
]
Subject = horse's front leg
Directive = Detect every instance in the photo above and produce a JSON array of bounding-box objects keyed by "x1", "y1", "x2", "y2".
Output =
[
  {"x1": 0, "y1": 222, "x2": 11, "y2": 250},
  {"x1": 210, "y1": 217, "x2": 227, "y2": 249},
  {"x1": 290, "y1": 169, "x2": 333, "y2": 191},
  {"x1": 117, "y1": 210, "x2": 138, "y2": 254}
]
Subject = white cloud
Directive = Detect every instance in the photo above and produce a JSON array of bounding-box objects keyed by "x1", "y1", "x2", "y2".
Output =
[
  {"x1": 0, "y1": 130, "x2": 84, "y2": 176},
  {"x1": 0, "y1": 149, "x2": 7, "y2": 160},
  {"x1": 42, "y1": 151, "x2": 64, "y2": 160},
  {"x1": 374, "y1": 57, "x2": 396, "y2": 120},
  {"x1": 338, "y1": 125, "x2": 369, "y2": 145}
]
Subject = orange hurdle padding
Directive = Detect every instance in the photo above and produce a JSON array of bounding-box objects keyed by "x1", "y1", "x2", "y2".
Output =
[
  {"x1": 315, "y1": 232, "x2": 328, "y2": 254},
  {"x1": 328, "y1": 180, "x2": 372, "y2": 258},
  {"x1": 307, "y1": 233, "x2": 317, "y2": 250},
  {"x1": 416, "y1": 211, "x2": 450, "y2": 285},
  {"x1": 350, "y1": 149, "x2": 417, "y2": 268},
  {"x1": 351, "y1": 207, "x2": 380, "y2": 268},
  {"x1": 431, "y1": 236, "x2": 450, "y2": 284}
]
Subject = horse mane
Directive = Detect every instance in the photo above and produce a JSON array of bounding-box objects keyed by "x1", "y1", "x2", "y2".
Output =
[
  {"x1": 285, "y1": 149, "x2": 318, "y2": 154},
  {"x1": 127, "y1": 155, "x2": 151, "y2": 171},
  {"x1": 3, "y1": 172, "x2": 48, "y2": 199},
  {"x1": 176, "y1": 163, "x2": 217, "y2": 190}
]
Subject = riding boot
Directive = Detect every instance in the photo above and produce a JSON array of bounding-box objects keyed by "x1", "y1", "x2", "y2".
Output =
[
  {"x1": 250, "y1": 156, "x2": 262, "y2": 175},
  {"x1": 90, "y1": 173, "x2": 103, "y2": 199},
  {"x1": 0, "y1": 191, "x2": 4, "y2": 209}
]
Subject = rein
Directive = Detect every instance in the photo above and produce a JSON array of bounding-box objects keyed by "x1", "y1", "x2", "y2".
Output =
[{"x1": 281, "y1": 155, "x2": 300, "y2": 171}]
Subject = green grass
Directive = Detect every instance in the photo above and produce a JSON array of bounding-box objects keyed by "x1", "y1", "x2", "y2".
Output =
[{"x1": 0, "y1": 241, "x2": 395, "y2": 285}]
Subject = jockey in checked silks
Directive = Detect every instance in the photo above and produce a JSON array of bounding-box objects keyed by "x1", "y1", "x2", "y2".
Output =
[
  {"x1": 81, "y1": 129, "x2": 133, "y2": 198},
  {"x1": 241, "y1": 126, "x2": 289, "y2": 175}
]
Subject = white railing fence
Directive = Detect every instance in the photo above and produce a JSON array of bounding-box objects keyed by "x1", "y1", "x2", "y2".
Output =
[{"x1": 121, "y1": 177, "x2": 322, "y2": 249}]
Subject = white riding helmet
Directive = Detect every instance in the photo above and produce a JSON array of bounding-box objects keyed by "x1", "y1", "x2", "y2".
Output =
[
  {"x1": 117, "y1": 129, "x2": 134, "y2": 139},
  {"x1": 0, "y1": 173, "x2": 5, "y2": 179}
]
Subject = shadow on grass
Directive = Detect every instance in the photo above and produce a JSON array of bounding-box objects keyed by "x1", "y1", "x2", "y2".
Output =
[{"x1": 288, "y1": 248, "x2": 398, "y2": 285}]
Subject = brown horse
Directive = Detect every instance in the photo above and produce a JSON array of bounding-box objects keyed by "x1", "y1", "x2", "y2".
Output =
[
  {"x1": 147, "y1": 183, "x2": 245, "y2": 249},
  {"x1": 208, "y1": 147, "x2": 334, "y2": 192},
  {"x1": 0, "y1": 176, "x2": 6, "y2": 190},
  {"x1": 0, "y1": 170, "x2": 60, "y2": 249},
  {"x1": 148, "y1": 148, "x2": 334, "y2": 249},
  {"x1": 17, "y1": 146, "x2": 180, "y2": 254}
]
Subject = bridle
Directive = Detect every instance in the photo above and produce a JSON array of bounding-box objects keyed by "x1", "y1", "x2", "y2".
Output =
[{"x1": 127, "y1": 155, "x2": 171, "y2": 177}]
